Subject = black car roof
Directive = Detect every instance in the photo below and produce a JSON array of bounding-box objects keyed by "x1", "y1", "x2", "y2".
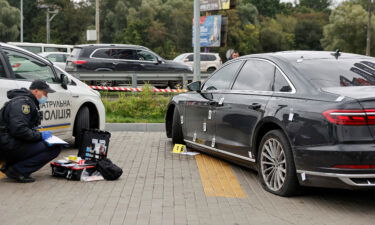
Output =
[
  {"x1": 74, "y1": 44, "x2": 149, "y2": 50},
  {"x1": 241, "y1": 50, "x2": 371, "y2": 63}
]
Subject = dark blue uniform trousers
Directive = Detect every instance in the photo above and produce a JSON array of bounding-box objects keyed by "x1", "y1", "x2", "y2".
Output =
[{"x1": 5, "y1": 141, "x2": 61, "y2": 176}]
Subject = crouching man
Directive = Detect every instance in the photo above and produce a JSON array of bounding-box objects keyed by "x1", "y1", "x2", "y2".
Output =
[{"x1": 0, "y1": 80, "x2": 61, "y2": 183}]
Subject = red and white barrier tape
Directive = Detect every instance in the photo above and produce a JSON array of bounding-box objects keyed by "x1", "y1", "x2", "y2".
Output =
[{"x1": 90, "y1": 86, "x2": 187, "y2": 93}]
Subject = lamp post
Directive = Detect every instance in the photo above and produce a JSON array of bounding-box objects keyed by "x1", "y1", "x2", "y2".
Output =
[
  {"x1": 96, "y1": 0, "x2": 100, "y2": 43},
  {"x1": 20, "y1": 0, "x2": 23, "y2": 42},
  {"x1": 366, "y1": 0, "x2": 373, "y2": 56},
  {"x1": 37, "y1": 4, "x2": 59, "y2": 44},
  {"x1": 193, "y1": 0, "x2": 201, "y2": 82},
  {"x1": 46, "y1": 9, "x2": 59, "y2": 43}
]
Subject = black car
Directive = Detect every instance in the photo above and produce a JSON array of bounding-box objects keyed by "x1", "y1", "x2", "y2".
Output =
[
  {"x1": 65, "y1": 44, "x2": 192, "y2": 87},
  {"x1": 165, "y1": 51, "x2": 375, "y2": 196}
]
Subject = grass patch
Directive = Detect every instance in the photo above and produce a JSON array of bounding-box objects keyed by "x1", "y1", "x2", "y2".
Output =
[{"x1": 101, "y1": 84, "x2": 175, "y2": 123}]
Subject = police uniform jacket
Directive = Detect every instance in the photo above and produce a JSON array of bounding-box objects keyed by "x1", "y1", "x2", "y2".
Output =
[{"x1": 0, "y1": 88, "x2": 42, "y2": 151}]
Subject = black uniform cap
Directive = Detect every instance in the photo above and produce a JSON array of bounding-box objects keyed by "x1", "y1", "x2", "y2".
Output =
[{"x1": 29, "y1": 80, "x2": 56, "y2": 93}]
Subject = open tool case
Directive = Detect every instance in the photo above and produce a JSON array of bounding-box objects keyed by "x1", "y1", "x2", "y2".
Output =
[
  {"x1": 50, "y1": 129, "x2": 111, "y2": 180},
  {"x1": 78, "y1": 129, "x2": 111, "y2": 161}
]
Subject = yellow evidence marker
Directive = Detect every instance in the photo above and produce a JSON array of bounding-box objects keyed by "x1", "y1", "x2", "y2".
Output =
[{"x1": 172, "y1": 144, "x2": 186, "y2": 154}]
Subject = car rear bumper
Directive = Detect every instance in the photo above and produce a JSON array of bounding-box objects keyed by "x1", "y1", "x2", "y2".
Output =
[{"x1": 294, "y1": 143, "x2": 375, "y2": 188}]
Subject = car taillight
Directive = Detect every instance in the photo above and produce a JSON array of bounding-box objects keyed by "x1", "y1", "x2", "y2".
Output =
[
  {"x1": 322, "y1": 109, "x2": 375, "y2": 125},
  {"x1": 333, "y1": 165, "x2": 375, "y2": 169},
  {"x1": 72, "y1": 60, "x2": 87, "y2": 65}
]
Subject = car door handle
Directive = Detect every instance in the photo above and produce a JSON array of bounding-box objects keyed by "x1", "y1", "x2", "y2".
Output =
[
  {"x1": 249, "y1": 103, "x2": 261, "y2": 110},
  {"x1": 112, "y1": 62, "x2": 119, "y2": 65},
  {"x1": 72, "y1": 95, "x2": 79, "y2": 98}
]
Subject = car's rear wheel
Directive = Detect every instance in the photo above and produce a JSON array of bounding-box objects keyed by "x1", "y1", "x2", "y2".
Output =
[
  {"x1": 207, "y1": 67, "x2": 216, "y2": 73},
  {"x1": 94, "y1": 80, "x2": 115, "y2": 87},
  {"x1": 172, "y1": 107, "x2": 184, "y2": 144},
  {"x1": 168, "y1": 81, "x2": 183, "y2": 89},
  {"x1": 258, "y1": 130, "x2": 299, "y2": 196},
  {"x1": 74, "y1": 106, "x2": 90, "y2": 147}
]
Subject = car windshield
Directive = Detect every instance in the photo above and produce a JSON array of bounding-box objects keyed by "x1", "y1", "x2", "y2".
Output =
[
  {"x1": 295, "y1": 58, "x2": 375, "y2": 88},
  {"x1": 173, "y1": 54, "x2": 186, "y2": 61}
]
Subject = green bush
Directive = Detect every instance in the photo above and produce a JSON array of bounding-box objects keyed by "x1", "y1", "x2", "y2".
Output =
[{"x1": 101, "y1": 85, "x2": 175, "y2": 123}]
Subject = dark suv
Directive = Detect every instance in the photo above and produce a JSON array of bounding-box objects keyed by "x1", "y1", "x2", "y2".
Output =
[{"x1": 65, "y1": 44, "x2": 192, "y2": 87}]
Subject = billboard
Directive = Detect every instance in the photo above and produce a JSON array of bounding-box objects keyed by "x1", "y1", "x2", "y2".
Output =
[
  {"x1": 200, "y1": 0, "x2": 230, "y2": 12},
  {"x1": 193, "y1": 15, "x2": 222, "y2": 47}
]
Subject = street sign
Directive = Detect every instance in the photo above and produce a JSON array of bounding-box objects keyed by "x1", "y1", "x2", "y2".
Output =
[
  {"x1": 192, "y1": 15, "x2": 222, "y2": 47},
  {"x1": 200, "y1": 0, "x2": 230, "y2": 11}
]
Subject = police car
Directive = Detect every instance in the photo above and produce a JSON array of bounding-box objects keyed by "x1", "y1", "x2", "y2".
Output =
[{"x1": 0, "y1": 43, "x2": 105, "y2": 146}]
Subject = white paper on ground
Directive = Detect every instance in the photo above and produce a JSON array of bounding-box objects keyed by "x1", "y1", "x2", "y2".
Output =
[
  {"x1": 45, "y1": 135, "x2": 68, "y2": 145},
  {"x1": 180, "y1": 152, "x2": 200, "y2": 156}
]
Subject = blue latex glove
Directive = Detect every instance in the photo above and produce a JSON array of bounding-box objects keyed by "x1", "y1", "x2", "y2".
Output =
[{"x1": 41, "y1": 131, "x2": 52, "y2": 140}]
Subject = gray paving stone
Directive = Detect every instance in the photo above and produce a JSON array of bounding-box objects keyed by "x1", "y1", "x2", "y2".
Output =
[{"x1": 1, "y1": 131, "x2": 375, "y2": 225}]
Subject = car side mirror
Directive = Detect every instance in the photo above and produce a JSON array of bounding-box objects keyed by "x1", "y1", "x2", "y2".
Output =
[
  {"x1": 61, "y1": 74, "x2": 69, "y2": 89},
  {"x1": 157, "y1": 58, "x2": 163, "y2": 64},
  {"x1": 187, "y1": 81, "x2": 201, "y2": 92}
]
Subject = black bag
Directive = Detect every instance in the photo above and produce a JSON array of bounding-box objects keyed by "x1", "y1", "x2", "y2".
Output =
[
  {"x1": 96, "y1": 158, "x2": 123, "y2": 180},
  {"x1": 78, "y1": 129, "x2": 111, "y2": 161}
]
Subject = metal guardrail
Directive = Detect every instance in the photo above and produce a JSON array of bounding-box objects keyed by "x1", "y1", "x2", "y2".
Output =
[{"x1": 70, "y1": 71, "x2": 211, "y2": 89}]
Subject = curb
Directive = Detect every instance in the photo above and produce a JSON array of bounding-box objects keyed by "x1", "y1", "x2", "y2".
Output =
[{"x1": 105, "y1": 123, "x2": 165, "y2": 132}]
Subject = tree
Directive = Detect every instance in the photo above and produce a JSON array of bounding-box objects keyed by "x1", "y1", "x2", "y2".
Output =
[
  {"x1": 321, "y1": 2, "x2": 375, "y2": 55},
  {"x1": 299, "y1": 0, "x2": 332, "y2": 11},
  {"x1": 7, "y1": 0, "x2": 93, "y2": 44},
  {"x1": 260, "y1": 17, "x2": 295, "y2": 52},
  {"x1": 294, "y1": 13, "x2": 327, "y2": 50},
  {"x1": 0, "y1": 0, "x2": 19, "y2": 42},
  {"x1": 248, "y1": 0, "x2": 281, "y2": 17}
]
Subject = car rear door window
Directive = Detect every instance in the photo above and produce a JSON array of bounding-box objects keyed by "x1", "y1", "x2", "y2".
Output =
[
  {"x1": 274, "y1": 69, "x2": 292, "y2": 92},
  {"x1": 92, "y1": 48, "x2": 135, "y2": 59},
  {"x1": 116, "y1": 49, "x2": 138, "y2": 60},
  {"x1": 4, "y1": 49, "x2": 56, "y2": 83},
  {"x1": 202, "y1": 61, "x2": 242, "y2": 91},
  {"x1": 136, "y1": 50, "x2": 157, "y2": 62},
  {"x1": 232, "y1": 60, "x2": 275, "y2": 91},
  {"x1": 206, "y1": 55, "x2": 216, "y2": 61}
]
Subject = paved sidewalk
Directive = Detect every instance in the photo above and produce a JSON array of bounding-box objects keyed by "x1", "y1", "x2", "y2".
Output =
[{"x1": 1, "y1": 132, "x2": 375, "y2": 225}]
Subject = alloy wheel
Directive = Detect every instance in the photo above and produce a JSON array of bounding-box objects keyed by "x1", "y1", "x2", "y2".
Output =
[{"x1": 260, "y1": 138, "x2": 287, "y2": 192}]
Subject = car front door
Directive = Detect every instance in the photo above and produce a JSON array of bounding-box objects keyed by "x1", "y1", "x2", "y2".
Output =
[
  {"x1": 184, "y1": 60, "x2": 243, "y2": 147},
  {"x1": 214, "y1": 59, "x2": 275, "y2": 159},
  {"x1": 135, "y1": 50, "x2": 164, "y2": 71},
  {"x1": 3, "y1": 48, "x2": 73, "y2": 137},
  {"x1": 0, "y1": 48, "x2": 18, "y2": 108}
]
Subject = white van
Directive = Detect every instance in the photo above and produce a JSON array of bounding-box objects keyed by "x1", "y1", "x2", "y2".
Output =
[
  {"x1": 0, "y1": 43, "x2": 105, "y2": 146},
  {"x1": 7, "y1": 42, "x2": 73, "y2": 54}
]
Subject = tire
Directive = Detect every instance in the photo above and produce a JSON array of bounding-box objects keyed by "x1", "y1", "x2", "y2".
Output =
[
  {"x1": 168, "y1": 81, "x2": 183, "y2": 89},
  {"x1": 172, "y1": 108, "x2": 184, "y2": 144},
  {"x1": 257, "y1": 129, "x2": 299, "y2": 196},
  {"x1": 207, "y1": 67, "x2": 216, "y2": 73},
  {"x1": 74, "y1": 106, "x2": 90, "y2": 147}
]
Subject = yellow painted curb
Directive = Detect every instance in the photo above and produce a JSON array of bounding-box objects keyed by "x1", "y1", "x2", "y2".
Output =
[{"x1": 195, "y1": 154, "x2": 247, "y2": 198}]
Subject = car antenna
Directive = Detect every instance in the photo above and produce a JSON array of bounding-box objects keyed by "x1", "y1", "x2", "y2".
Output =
[{"x1": 331, "y1": 49, "x2": 341, "y2": 59}]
